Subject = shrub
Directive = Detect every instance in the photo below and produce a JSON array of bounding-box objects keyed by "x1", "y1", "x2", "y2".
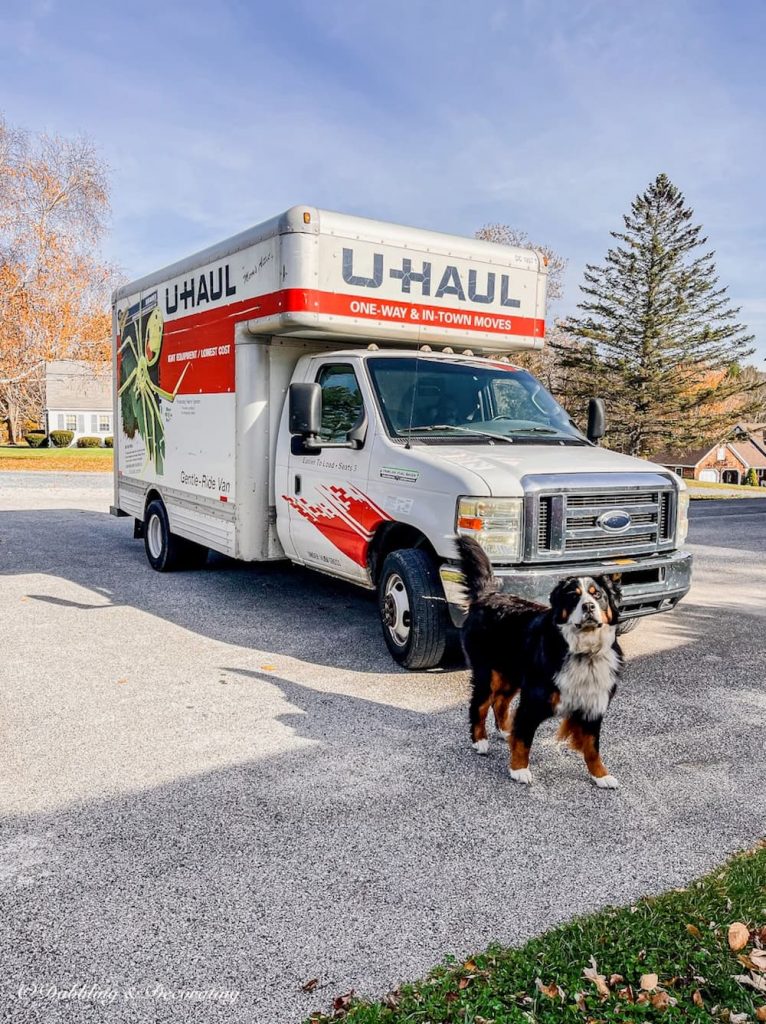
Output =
[
  {"x1": 25, "y1": 431, "x2": 47, "y2": 448},
  {"x1": 76, "y1": 435, "x2": 102, "y2": 448},
  {"x1": 104, "y1": 435, "x2": 114, "y2": 448},
  {"x1": 49, "y1": 430, "x2": 74, "y2": 447},
  {"x1": 743, "y1": 467, "x2": 758, "y2": 487}
]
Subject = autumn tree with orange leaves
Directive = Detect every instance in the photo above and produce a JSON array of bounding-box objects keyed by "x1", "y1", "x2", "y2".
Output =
[{"x1": 0, "y1": 115, "x2": 112, "y2": 443}]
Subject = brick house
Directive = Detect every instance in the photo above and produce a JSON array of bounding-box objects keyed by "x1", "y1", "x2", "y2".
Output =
[{"x1": 655, "y1": 429, "x2": 766, "y2": 484}]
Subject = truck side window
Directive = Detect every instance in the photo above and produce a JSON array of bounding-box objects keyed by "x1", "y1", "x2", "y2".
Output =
[{"x1": 316, "y1": 364, "x2": 364, "y2": 442}]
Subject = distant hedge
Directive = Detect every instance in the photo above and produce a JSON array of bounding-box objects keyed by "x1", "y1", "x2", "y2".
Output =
[
  {"x1": 49, "y1": 430, "x2": 74, "y2": 447},
  {"x1": 104, "y1": 436, "x2": 113, "y2": 448},
  {"x1": 25, "y1": 431, "x2": 47, "y2": 448},
  {"x1": 76, "y1": 435, "x2": 102, "y2": 448}
]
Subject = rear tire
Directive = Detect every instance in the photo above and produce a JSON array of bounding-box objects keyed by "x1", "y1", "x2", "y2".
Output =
[
  {"x1": 144, "y1": 499, "x2": 208, "y2": 571},
  {"x1": 378, "y1": 548, "x2": 449, "y2": 669}
]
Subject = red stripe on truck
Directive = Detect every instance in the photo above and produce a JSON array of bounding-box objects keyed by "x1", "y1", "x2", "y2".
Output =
[{"x1": 153, "y1": 288, "x2": 545, "y2": 396}]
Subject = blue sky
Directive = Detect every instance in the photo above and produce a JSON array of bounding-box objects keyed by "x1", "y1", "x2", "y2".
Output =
[{"x1": 2, "y1": 0, "x2": 764, "y2": 362}]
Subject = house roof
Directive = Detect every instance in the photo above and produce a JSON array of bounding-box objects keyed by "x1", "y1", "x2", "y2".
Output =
[
  {"x1": 728, "y1": 440, "x2": 766, "y2": 470},
  {"x1": 45, "y1": 360, "x2": 111, "y2": 413},
  {"x1": 653, "y1": 445, "x2": 718, "y2": 468}
]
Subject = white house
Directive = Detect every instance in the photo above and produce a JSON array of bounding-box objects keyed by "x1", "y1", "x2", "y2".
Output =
[{"x1": 44, "y1": 360, "x2": 112, "y2": 443}]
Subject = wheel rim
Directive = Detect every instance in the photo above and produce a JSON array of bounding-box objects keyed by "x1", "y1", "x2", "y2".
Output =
[
  {"x1": 147, "y1": 513, "x2": 164, "y2": 559},
  {"x1": 383, "y1": 573, "x2": 410, "y2": 647}
]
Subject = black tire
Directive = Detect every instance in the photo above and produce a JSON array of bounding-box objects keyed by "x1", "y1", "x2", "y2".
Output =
[
  {"x1": 616, "y1": 618, "x2": 640, "y2": 636},
  {"x1": 378, "y1": 548, "x2": 449, "y2": 669},
  {"x1": 143, "y1": 499, "x2": 208, "y2": 572}
]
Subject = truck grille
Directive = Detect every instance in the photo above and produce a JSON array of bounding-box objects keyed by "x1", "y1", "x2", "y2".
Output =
[{"x1": 528, "y1": 481, "x2": 676, "y2": 562}]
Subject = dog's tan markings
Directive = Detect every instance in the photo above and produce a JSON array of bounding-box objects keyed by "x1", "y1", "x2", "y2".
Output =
[
  {"x1": 550, "y1": 691, "x2": 560, "y2": 712},
  {"x1": 605, "y1": 605, "x2": 613, "y2": 623},
  {"x1": 559, "y1": 719, "x2": 609, "y2": 778},
  {"x1": 471, "y1": 695, "x2": 493, "y2": 743},
  {"x1": 560, "y1": 608, "x2": 568, "y2": 621},
  {"x1": 575, "y1": 587, "x2": 581, "y2": 596},
  {"x1": 588, "y1": 585, "x2": 597, "y2": 595},
  {"x1": 510, "y1": 736, "x2": 530, "y2": 771}
]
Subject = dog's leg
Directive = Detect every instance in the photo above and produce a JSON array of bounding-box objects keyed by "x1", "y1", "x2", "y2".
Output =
[
  {"x1": 492, "y1": 684, "x2": 517, "y2": 738},
  {"x1": 469, "y1": 667, "x2": 493, "y2": 754},
  {"x1": 558, "y1": 715, "x2": 619, "y2": 789},
  {"x1": 508, "y1": 696, "x2": 550, "y2": 784}
]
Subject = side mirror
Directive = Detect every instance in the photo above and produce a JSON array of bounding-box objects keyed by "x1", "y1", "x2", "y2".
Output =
[
  {"x1": 587, "y1": 398, "x2": 606, "y2": 444},
  {"x1": 289, "y1": 382, "x2": 321, "y2": 437}
]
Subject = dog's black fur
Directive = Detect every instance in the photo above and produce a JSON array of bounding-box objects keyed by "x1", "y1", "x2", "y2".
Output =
[{"x1": 457, "y1": 536, "x2": 624, "y2": 787}]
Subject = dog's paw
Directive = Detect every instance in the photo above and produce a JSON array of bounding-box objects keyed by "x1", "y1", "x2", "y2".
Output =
[
  {"x1": 509, "y1": 767, "x2": 532, "y2": 785},
  {"x1": 593, "y1": 774, "x2": 619, "y2": 789},
  {"x1": 472, "y1": 739, "x2": 489, "y2": 755}
]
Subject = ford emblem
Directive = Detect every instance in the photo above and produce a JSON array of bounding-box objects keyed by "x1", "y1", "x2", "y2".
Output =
[{"x1": 597, "y1": 509, "x2": 632, "y2": 533}]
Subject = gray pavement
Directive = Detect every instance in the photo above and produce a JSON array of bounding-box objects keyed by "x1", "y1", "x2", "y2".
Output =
[{"x1": 1, "y1": 474, "x2": 765, "y2": 1023}]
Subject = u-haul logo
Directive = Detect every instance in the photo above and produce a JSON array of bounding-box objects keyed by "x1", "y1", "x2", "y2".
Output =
[{"x1": 341, "y1": 247, "x2": 521, "y2": 309}]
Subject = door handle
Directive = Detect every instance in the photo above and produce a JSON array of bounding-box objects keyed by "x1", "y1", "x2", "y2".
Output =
[{"x1": 294, "y1": 474, "x2": 301, "y2": 495}]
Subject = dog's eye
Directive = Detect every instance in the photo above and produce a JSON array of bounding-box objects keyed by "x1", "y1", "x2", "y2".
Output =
[{"x1": 575, "y1": 588, "x2": 581, "y2": 596}]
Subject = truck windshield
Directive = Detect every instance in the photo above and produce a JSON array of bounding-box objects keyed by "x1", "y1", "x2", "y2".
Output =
[{"x1": 366, "y1": 357, "x2": 587, "y2": 445}]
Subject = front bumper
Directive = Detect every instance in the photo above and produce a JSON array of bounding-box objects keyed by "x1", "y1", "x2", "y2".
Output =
[{"x1": 440, "y1": 549, "x2": 693, "y2": 627}]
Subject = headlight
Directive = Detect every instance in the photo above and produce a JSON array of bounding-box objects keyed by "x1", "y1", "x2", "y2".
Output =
[
  {"x1": 456, "y1": 496, "x2": 523, "y2": 561},
  {"x1": 676, "y1": 489, "x2": 689, "y2": 545}
]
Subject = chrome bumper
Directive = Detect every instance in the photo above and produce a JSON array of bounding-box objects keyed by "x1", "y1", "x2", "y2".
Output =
[{"x1": 440, "y1": 549, "x2": 693, "y2": 627}]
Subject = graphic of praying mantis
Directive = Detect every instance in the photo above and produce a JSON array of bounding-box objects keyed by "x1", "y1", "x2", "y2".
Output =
[{"x1": 118, "y1": 305, "x2": 190, "y2": 475}]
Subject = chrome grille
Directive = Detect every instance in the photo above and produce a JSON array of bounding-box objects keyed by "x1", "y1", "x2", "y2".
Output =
[{"x1": 524, "y1": 475, "x2": 678, "y2": 563}]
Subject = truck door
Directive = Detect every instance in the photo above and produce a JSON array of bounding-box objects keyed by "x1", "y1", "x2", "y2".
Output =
[{"x1": 284, "y1": 360, "x2": 386, "y2": 585}]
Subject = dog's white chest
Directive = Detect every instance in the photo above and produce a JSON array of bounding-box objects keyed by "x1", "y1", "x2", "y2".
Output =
[{"x1": 555, "y1": 644, "x2": 619, "y2": 721}]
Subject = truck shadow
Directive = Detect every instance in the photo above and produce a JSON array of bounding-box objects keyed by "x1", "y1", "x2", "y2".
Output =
[{"x1": 0, "y1": 507, "x2": 452, "y2": 674}]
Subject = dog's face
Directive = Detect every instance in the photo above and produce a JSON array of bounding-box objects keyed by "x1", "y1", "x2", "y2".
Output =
[{"x1": 549, "y1": 576, "x2": 621, "y2": 636}]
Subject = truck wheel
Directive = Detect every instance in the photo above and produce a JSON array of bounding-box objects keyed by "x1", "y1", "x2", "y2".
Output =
[
  {"x1": 144, "y1": 499, "x2": 207, "y2": 571},
  {"x1": 378, "y1": 549, "x2": 449, "y2": 669},
  {"x1": 616, "y1": 618, "x2": 640, "y2": 635}
]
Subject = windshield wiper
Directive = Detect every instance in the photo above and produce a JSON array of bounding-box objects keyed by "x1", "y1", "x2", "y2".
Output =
[{"x1": 406, "y1": 424, "x2": 515, "y2": 444}]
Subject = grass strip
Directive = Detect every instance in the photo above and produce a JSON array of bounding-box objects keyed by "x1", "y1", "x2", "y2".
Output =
[{"x1": 309, "y1": 842, "x2": 766, "y2": 1023}]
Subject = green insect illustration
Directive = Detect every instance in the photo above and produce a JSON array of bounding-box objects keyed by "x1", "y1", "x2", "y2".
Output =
[{"x1": 118, "y1": 302, "x2": 190, "y2": 475}]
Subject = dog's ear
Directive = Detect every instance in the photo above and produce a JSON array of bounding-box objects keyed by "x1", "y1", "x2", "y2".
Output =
[
  {"x1": 597, "y1": 574, "x2": 622, "y2": 624},
  {"x1": 549, "y1": 578, "x2": 575, "y2": 622}
]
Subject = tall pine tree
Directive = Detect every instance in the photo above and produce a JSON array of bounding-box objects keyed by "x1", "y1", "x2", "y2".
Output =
[{"x1": 558, "y1": 174, "x2": 757, "y2": 456}]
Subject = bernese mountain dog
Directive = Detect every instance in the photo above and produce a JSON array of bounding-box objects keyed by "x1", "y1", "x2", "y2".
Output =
[{"x1": 457, "y1": 536, "x2": 624, "y2": 789}]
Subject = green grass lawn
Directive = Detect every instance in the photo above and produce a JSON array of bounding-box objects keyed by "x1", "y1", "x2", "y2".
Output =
[
  {"x1": 308, "y1": 843, "x2": 766, "y2": 1023},
  {"x1": 0, "y1": 444, "x2": 113, "y2": 471},
  {"x1": 688, "y1": 479, "x2": 766, "y2": 498}
]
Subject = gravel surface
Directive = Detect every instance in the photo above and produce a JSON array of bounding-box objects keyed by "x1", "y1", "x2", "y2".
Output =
[{"x1": 1, "y1": 475, "x2": 765, "y2": 1023}]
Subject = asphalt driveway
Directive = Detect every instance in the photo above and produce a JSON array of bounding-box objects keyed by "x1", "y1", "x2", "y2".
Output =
[{"x1": 1, "y1": 473, "x2": 765, "y2": 1022}]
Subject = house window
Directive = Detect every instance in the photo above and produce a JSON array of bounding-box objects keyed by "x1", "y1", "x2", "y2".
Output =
[
  {"x1": 716, "y1": 447, "x2": 726, "y2": 462},
  {"x1": 99, "y1": 415, "x2": 111, "y2": 432},
  {"x1": 65, "y1": 414, "x2": 77, "y2": 432}
]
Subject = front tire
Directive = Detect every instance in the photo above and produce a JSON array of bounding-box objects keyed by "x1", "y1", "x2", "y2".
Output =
[
  {"x1": 378, "y1": 549, "x2": 449, "y2": 669},
  {"x1": 616, "y1": 618, "x2": 640, "y2": 635},
  {"x1": 144, "y1": 499, "x2": 207, "y2": 571}
]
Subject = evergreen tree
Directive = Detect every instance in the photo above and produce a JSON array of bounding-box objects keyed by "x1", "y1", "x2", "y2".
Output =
[{"x1": 557, "y1": 173, "x2": 758, "y2": 456}]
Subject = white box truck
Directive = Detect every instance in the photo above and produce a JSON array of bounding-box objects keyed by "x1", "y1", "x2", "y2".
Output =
[{"x1": 111, "y1": 206, "x2": 692, "y2": 668}]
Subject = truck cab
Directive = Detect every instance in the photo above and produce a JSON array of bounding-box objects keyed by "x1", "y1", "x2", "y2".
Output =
[{"x1": 277, "y1": 348, "x2": 691, "y2": 667}]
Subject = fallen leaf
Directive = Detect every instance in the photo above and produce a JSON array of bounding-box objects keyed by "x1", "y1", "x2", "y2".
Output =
[
  {"x1": 301, "y1": 978, "x2": 319, "y2": 993},
  {"x1": 650, "y1": 991, "x2": 677, "y2": 1009},
  {"x1": 475, "y1": 1018, "x2": 494, "y2": 1024},
  {"x1": 637, "y1": 949, "x2": 647, "y2": 962},
  {"x1": 574, "y1": 990, "x2": 587, "y2": 1011},
  {"x1": 609, "y1": 974, "x2": 624, "y2": 986},
  {"x1": 458, "y1": 976, "x2": 471, "y2": 990},
  {"x1": 617, "y1": 985, "x2": 635, "y2": 1003},
  {"x1": 693, "y1": 989, "x2": 705, "y2": 1008},
  {"x1": 635, "y1": 992, "x2": 649, "y2": 1004},
  {"x1": 729, "y1": 1013, "x2": 750, "y2": 1024},
  {"x1": 116, "y1": 677, "x2": 128, "y2": 685},
  {"x1": 734, "y1": 972, "x2": 766, "y2": 994},
  {"x1": 583, "y1": 956, "x2": 610, "y2": 1000},
  {"x1": 640, "y1": 973, "x2": 659, "y2": 991},
  {"x1": 463, "y1": 959, "x2": 477, "y2": 972},
  {"x1": 535, "y1": 978, "x2": 564, "y2": 1001},
  {"x1": 751, "y1": 950, "x2": 766, "y2": 971},
  {"x1": 755, "y1": 1007, "x2": 766, "y2": 1021},
  {"x1": 382, "y1": 990, "x2": 400, "y2": 1009},
  {"x1": 332, "y1": 990, "x2": 354, "y2": 1012},
  {"x1": 260, "y1": 664, "x2": 276, "y2": 672},
  {"x1": 730, "y1": 922, "x2": 751, "y2": 951},
  {"x1": 687, "y1": 924, "x2": 703, "y2": 939}
]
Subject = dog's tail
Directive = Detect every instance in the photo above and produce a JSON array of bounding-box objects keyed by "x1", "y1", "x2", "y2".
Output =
[{"x1": 456, "y1": 536, "x2": 498, "y2": 604}]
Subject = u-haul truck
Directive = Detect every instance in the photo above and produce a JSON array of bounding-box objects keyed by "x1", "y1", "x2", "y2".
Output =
[{"x1": 111, "y1": 206, "x2": 692, "y2": 668}]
